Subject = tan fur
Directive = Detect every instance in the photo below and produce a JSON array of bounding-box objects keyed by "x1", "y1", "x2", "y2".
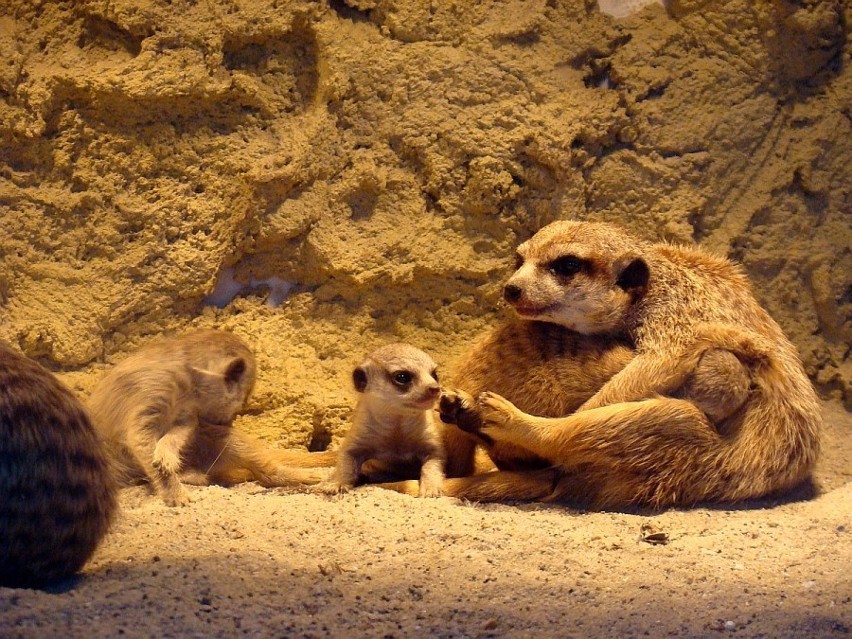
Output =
[
  {"x1": 384, "y1": 222, "x2": 822, "y2": 508},
  {"x1": 88, "y1": 329, "x2": 329, "y2": 506},
  {"x1": 0, "y1": 342, "x2": 117, "y2": 587},
  {"x1": 319, "y1": 344, "x2": 445, "y2": 498},
  {"x1": 440, "y1": 318, "x2": 634, "y2": 477}
]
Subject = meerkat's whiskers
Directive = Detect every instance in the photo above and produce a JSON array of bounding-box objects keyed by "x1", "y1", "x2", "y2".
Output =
[{"x1": 205, "y1": 433, "x2": 232, "y2": 476}]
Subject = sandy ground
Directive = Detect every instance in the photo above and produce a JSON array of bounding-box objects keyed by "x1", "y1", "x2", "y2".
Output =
[{"x1": 1, "y1": 402, "x2": 848, "y2": 639}]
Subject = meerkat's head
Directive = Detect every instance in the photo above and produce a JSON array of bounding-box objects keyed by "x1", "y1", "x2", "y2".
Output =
[
  {"x1": 504, "y1": 221, "x2": 650, "y2": 334},
  {"x1": 353, "y1": 343, "x2": 441, "y2": 413},
  {"x1": 184, "y1": 331, "x2": 258, "y2": 425}
]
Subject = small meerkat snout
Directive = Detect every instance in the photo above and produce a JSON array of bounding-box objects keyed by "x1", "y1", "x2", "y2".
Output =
[{"x1": 503, "y1": 283, "x2": 522, "y2": 303}]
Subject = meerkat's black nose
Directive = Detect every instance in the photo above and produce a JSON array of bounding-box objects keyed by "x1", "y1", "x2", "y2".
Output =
[{"x1": 504, "y1": 284, "x2": 522, "y2": 303}]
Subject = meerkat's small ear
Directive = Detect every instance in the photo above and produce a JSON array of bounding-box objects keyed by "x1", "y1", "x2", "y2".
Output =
[
  {"x1": 352, "y1": 366, "x2": 369, "y2": 393},
  {"x1": 224, "y1": 357, "x2": 247, "y2": 386},
  {"x1": 614, "y1": 255, "x2": 649, "y2": 294}
]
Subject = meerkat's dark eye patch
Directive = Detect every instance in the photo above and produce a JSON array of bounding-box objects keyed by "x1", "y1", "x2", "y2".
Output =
[
  {"x1": 431, "y1": 368, "x2": 439, "y2": 382},
  {"x1": 391, "y1": 371, "x2": 414, "y2": 388},
  {"x1": 514, "y1": 253, "x2": 524, "y2": 270},
  {"x1": 548, "y1": 255, "x2": 585, "y2": 278}
]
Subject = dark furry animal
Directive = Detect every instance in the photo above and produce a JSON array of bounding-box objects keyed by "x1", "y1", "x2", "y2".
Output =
[{"x1": 0, "y1": 342, "x2": 117, "y2": 588}]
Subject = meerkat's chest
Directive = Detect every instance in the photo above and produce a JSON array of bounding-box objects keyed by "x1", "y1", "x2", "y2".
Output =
[{"x1": 367, "y1": 421, "x2": 433, "y2": 460}]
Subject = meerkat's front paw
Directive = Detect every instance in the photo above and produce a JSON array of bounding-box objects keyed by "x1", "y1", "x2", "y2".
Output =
[
  {"x1": 476, "y1": 391, "x2": 523, "y2": 440},
  {"x1": 315, "y1": 480, "x2": 351, "y2": 495},
  {"x1": 438, "y1": 388, "x2": 489, "y2": 439},
  {"x1": 418, "y1": 479, "x2": 444, "y2": 498},
  {"x1": 161, "y1": 484, "x2": 191, "y2": 507}
]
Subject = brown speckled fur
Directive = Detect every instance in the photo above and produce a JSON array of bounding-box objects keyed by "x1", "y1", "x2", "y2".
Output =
[{"x1": 0, "y1": 342, "x2": 117, "y2": 588}]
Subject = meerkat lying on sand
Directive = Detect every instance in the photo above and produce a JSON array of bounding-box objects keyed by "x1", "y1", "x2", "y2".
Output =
[
  {"x1": 384, "y1": 221, "x2": 821, "y2": 508},
  {"x1": 319, "y1": 343, "x2": 445, "y2": 497},
  {"x1": 88, "y1": 329, "x2": 329, "y2": 506},
  {"x1": 0, "y1": 342, "x2": 117, "y2": 588}
]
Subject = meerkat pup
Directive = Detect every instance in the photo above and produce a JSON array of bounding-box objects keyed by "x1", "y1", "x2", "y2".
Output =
[
  {"x1": 0, "y1": 342, "x2": 117, "y2": 588},
  {"x1": 319, "y1": 343, "x2": 445, "y2": 497},
  {"x1": 88, "y1": 329, "x2": 327, "y2": 507},
  {"x1": 441, "y1": 220, "x2": 822, "y2": 507}
]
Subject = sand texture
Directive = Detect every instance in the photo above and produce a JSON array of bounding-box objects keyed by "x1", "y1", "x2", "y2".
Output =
[
  {"x1": 0, "y1": 0, "x2": 850, "y2": 636},
  {"x1": 0, "y1": 402, "x2": 849, "y2": 638}
]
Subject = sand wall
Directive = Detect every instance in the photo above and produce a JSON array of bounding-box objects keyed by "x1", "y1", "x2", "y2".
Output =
[{"x1": 0, "y1": 0, "x2": 849, "y2": 446}]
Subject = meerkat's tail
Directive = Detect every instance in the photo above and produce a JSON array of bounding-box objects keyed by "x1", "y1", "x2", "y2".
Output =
[
  {"x1": 377, "y1": 468, "x2": 560, "y2": 501},
  {"x1": 264, "y1": 448, "x2": 338, "y2": 468},
  {"x1": 716, "y1": 347, "x2": 822, "y2": 501}
]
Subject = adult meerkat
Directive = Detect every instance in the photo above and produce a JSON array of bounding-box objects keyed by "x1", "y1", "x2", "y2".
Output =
[
  {"x1": 88, "y1": 329, "x2": 329, "y2": 507},
  {"x1": 319, "y1": 343, "x2": 445, "y2": 497},
  {"x1": 0, "y1": 342, "x2": 117, "y2": 588},
  {"x1": 384, "y1": 222, "x2": 821, "y2": 507}
]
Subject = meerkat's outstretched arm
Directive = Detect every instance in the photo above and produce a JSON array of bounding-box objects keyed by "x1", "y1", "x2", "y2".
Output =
[
  {"x1": 324, "y1": 446, "x2": 364, "y2": 492},
  {"x1": 150, "y1": 418, "x2": 198, "y2": 506}
]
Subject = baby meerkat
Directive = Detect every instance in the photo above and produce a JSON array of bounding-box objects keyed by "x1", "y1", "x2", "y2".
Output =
[
  {"x1": 89, "y1": 329, "x2": 327, "y2": 507},
  {"x1": 0, "y1": 341, "x2": 117, "y2": 588},
  {"x1": 320, "y1": 343, "x2": 445, "y2": 497}
]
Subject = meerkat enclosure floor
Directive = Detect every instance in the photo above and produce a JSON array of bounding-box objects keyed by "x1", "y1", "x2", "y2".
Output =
[{"x1": 0, "y1": 402, "x2": 849, "y2": 639}]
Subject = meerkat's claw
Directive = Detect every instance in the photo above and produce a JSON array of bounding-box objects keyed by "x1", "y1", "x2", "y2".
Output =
[
  {"x1": 439, "y1": 388, "x2": 483, "y2": 434},
  {"x1": 418, "y1": 482, "x2": 444, "y2": 498},
  {"x1": 476, "y1": 391, "x2": 521, "y2": 437},
  {"x1": 315, "y1": 481, "x2": 351, "y2": 495}
]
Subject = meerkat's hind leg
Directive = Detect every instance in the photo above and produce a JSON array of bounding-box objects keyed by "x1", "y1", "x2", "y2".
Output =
[
  {"x1": 207, "y1": 430, "x2": 333, "y2": 488},
  {"x1": 676, "y1": 348, "x2": 752, "y2": 425},
  {"x1": 179, "y1": 469, "x2": 210, "y2": 486},
  {"x1": 265, "y1": 448, "x2": 339, "y2": 468},
  {"x1": 474, "y1": 395, "x2": 724, "y2": 506},
  {"x1": 255, "y1": 465, "x2": 333, "y2": 488}
]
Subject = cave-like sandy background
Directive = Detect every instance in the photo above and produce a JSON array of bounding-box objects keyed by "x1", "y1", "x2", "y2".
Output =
[{"x1": 0, "y1": 0, "x2": 850, "y2": 636}]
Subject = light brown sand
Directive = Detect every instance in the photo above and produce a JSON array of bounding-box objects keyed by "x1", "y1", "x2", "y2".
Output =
[{"x1": 0, "y1": 402, "x2": 848, "y2": 638}]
